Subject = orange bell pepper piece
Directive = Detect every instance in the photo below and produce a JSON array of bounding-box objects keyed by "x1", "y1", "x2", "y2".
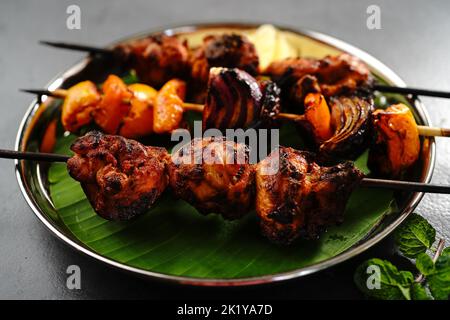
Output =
[
  {"x1": 153, "y1": 79, "x2": 186, "y2": 134},
  {"x1": 93, "y1": 75, "x2": 132, "y2": 134},
  {"x1": 61, "y1": 81, "x2": 100, "y2": 132},
  {"x1": 370, "y1": 103, "x2": 420, "y2": 177},
  {"x1": 119, "y1": 83, "x2": 157, "y2": 139},
  {"x1": 304, "y1": 93, "x2": 333, "y2": 142}
]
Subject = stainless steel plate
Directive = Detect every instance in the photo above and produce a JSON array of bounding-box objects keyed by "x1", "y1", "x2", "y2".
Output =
[{"x1": 15, "y1": 23, "x2": 435, "y2": 286}]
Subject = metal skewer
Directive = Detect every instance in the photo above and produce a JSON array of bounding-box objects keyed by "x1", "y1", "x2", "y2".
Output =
[{"x1": 2, "y1": 148, "x2": 450, "y2": 193}]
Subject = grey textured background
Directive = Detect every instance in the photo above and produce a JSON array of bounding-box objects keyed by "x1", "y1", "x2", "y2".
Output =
[{"x1": 0, "y1": 0, "x2": 449, "y2": 299}]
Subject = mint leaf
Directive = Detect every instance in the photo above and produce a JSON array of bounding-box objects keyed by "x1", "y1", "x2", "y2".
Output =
[
  {"x1": 410, "y1": 283, "x2": 432, "y2": 300},
  {"x1": 354, "y1": 258, "x2": 415, "y2": 300},
  {"x1": 395, "y1": 213, "x2": 436, "y2": 258},
  {"x1": 416, "y1": 253, "x2": 435, "y2": 276},
  {"x1": 426, "y1": 247, "x2": 450, "y2": 300}
]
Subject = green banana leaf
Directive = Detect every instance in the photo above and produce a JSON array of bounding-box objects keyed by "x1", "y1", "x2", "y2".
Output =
[{"x1": 48, "y1": 124, "x2": 394, "y2": 279}]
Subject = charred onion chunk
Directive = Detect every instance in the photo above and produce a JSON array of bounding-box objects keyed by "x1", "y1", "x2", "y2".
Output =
[
  {"x1": 168, "y1": 137, "x2": 255, "y2": 220},
  {"x1": 67, "y1": 131, "x2": 169, "y2": 221},
  {"x1": 190, "y1": 34, "x2": 259, "y2": 85},
  {"x1": 368, "y1": 104, "x2": 421, "y2": 178},
  {"x1": 115, "y1": 34, "x2": 190, "y2": 88},
  {"x1": 319, "y1": 95, "x2": 373, "y2": 160},
  {"x1": 256, "y1": 147, "x2": 364, "y2": 244},
  {"x1": 203, "y1": 67, "x2": 280, "y2": 131}
]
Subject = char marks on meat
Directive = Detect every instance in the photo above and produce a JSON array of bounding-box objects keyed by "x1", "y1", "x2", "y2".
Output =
[
  {"x1": 67, "y1": 131, "x2": 169, "y2": 220},
  {"x1": 167, "y1": 137, "x2": 255, "y2": 220},
  {"x1": 256, "y1": 147, "x2": 364, "y2": 244},
  {"x1": 115, "y1": 34, "x2": 190, "y2": 88},
  {"x1": 190, "y1": 34, "x2": 259, "y2": 85}
]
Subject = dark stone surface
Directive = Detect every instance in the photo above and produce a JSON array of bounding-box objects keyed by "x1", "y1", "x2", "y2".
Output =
[{"x1": 0, "y1": 0, "x2": 449, "y2": 299}]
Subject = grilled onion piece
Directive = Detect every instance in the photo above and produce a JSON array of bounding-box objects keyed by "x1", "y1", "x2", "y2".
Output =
[
  {"x1": 319, "y1": 95, "x2": 373, "y2": 160},
  {"x1": 67, "y1": 131, "x2": 169, "y2": 221},
  {"x1": 168, "y1": 137, "x2": 255, "y2": 220},
  {"x1": 203, "y1": 67, "x2": 280, "y2": 131},
  {"x1": 256, "y1": 147, "x2": 364, "y2": 244},
  {"x1": 368, "y1": 104, "x2": 420, "y2": 178}
]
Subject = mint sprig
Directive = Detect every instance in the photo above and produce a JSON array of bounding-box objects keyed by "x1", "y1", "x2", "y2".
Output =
[{"x1": 354, "y1": 213, "x2": 449, "y2": 300}]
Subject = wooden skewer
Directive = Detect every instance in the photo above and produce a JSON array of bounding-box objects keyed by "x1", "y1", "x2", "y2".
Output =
[
  {"x1": 40, "y1": 40, "x2": 450, "y2": 100},
  {"x1": 417, "y1": 126, "x2": 450, "y2": 137},
  {"x1": 3, "y1": 148, "x2": 450, "y2": 194},
  {"x1": 22, "y1": 88, "x2": 450, "y2": 137}
]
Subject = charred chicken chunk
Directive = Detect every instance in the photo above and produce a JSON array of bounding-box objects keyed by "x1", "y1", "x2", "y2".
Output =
[
  {"x1": 168, "y1": 137, "x2": 255, "y2": 220},
  {"x1": 368, "y1": 104, "x2": 421, "y2": 178},
  {"x1": 265, "y1": 53, "x2": 373, "y2": 100},
  {"x1": 256, "y1": 147, "x2": 364, "y2": 244},
  {"x1": 203, "y1": 67, "x2": 280, "y2": 131},
  {"x1": 115, "y1": 34, "x2": 190, "y2": 88},
  {"x1": 67, "y1": 131, "x2": 169, "y2": 221},
  {"x1": 190, "y1": 34, "x2": 259, "y2": 85}
]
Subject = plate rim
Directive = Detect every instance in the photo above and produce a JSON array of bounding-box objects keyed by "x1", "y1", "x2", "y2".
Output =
[{"x1": 14, "y1": 22, "x2": 436, "y2": 287}]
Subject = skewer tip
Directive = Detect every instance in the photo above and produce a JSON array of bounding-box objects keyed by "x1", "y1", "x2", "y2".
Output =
[{"x1": 20, "y1": 89, "x2": 52, "y2": 96}]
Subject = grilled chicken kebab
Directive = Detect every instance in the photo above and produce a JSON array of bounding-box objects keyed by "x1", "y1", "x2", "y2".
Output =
[
  {"x1": 67, "y1": 131, "x2": 363, "y2": 244},
  {"x1": 108, "y1": 32, "x2": 371, "y2": 101}
]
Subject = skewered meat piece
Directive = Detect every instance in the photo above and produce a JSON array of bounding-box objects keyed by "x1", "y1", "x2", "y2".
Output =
[
  {"x1": 167, "y1": 137, "x2": 255, "y2": 220},
  {"x1": 289, "y1": 74, "x2": 321, "y2": 110},
  {"x1": 190, "y1": 34, "x2": 259, "y2": 85},
  {"x1": 202, "y1": 67, "x2": 280, "y2": 131},
  {"x1": 265, "y1": 53, "x2": 373, "y2": 105},
  {"x1": 315, "y1": 54, "x2": 372, "y2": 96},
  {"x1": 67, "y1": 131, "x2": 169, "y2": 221},
  {"x1": 256, "y1": 147, "x2": 364, "y2": 244},
  {"x1": 368, "y1": 104, "x2": 420, "y2": 178},
  {"x1": 115, "y1": 34, "x2": 190, "y2": 88}
]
